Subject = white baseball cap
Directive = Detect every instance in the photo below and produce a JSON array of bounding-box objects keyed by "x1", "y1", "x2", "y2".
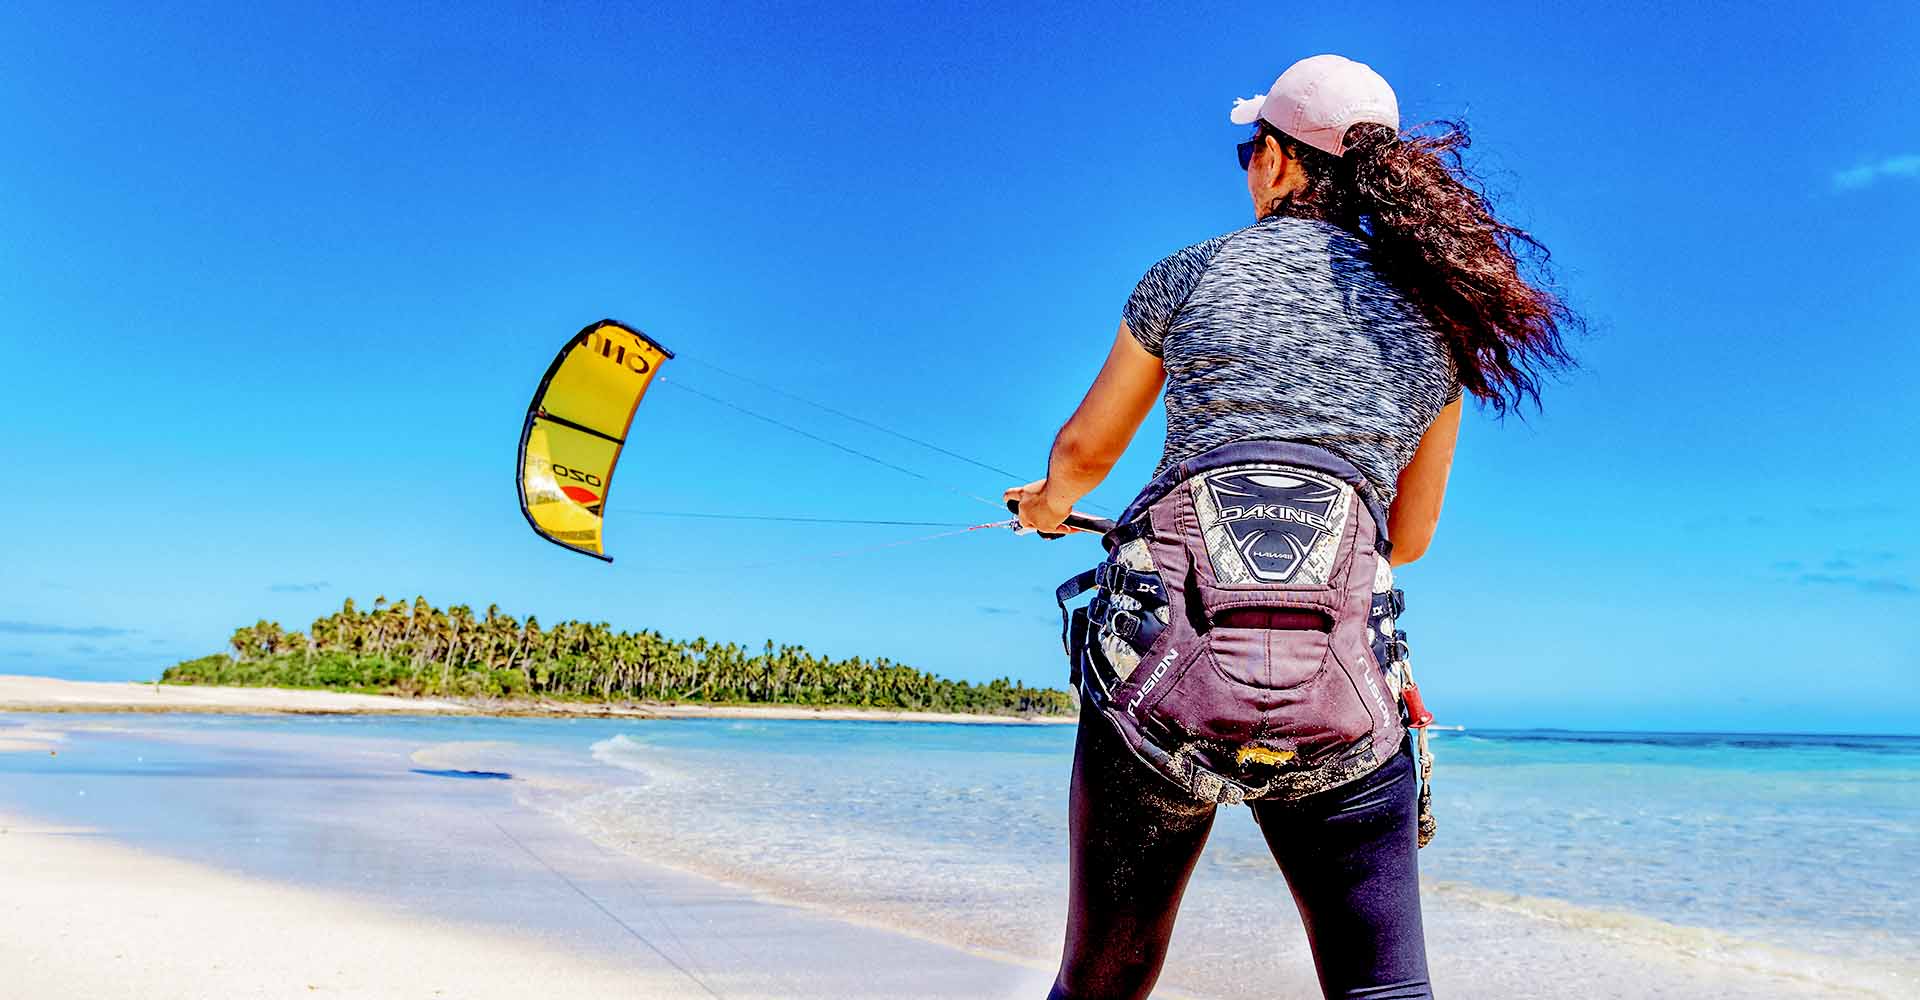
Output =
[{"x1": 1230, "y1": 54, "x2": 1400, "y2": 157}]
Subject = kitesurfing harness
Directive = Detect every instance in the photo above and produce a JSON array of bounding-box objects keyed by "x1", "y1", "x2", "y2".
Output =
[{"x1": 1056, "y1": 440, "x2": 1437, "y2": 843}]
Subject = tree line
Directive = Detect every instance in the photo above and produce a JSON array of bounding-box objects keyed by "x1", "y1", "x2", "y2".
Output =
[{"x1": 162, "y1": 595, "x2": 1075, "y2": 716}]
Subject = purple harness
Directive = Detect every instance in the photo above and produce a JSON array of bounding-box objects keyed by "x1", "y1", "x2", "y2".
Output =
[{"x1": 1057, "y1": 440, "x2": 1423, "y2": 806}]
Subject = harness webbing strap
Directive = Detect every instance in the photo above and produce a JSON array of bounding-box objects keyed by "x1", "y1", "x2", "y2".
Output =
[
  {"x1": 1066, "y1": 606, "x2": 1090, "y2": 687},
  {"x1": 1105, "y1": 516, "x2": 1154, "y2": 548},
  {"x1": 1056, "y1": 569, "x2": 1099, "y2": 606},
  {"x1": 1058, "y1": 562, "x2": 1172, "y2": 659},
  {"x1": 1056, "y1": 569, "x2": 1100, "y2": 652}
]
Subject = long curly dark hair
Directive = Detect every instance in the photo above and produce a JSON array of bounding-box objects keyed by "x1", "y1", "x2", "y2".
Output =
[{"x1": 1261, "y1": 120, "x2": 1581, "y2": 414}]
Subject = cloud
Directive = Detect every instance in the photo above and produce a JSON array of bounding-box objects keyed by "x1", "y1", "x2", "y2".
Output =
[
  {"x1": 1797, "y1": 572, "x2": 1915, "y2": 596},
  {"x1": 268, "y1": 582, "x2": 329, "y2": 593},
  {"x1": 0, "y1": 620, "x2": 135, "y2": 637},
  {"x1": 1833, "y1": 154, "x2": 1920, "y2": 191},
  {"x1": 978, "y1": 606, "x2": 1019, "y2": 616}
]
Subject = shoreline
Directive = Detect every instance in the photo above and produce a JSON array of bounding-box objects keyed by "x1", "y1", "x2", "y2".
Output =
[{"x1": 0, "y1": 674, "x2": 1073, "y2": 725}]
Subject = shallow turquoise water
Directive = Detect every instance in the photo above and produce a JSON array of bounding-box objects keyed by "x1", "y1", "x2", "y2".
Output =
[{"x1": 5, "y1": 713, "x2": 1915, "y2": 972}]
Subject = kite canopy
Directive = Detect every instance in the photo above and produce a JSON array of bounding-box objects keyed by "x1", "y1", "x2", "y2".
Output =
[{"x1": 517, "y1": 319, "x2": 672, "y2": 561}]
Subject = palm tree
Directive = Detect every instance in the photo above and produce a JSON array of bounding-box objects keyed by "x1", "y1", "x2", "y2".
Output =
[{"x1": 179, "y1": 594, "x2": 1070, "y2": 715}]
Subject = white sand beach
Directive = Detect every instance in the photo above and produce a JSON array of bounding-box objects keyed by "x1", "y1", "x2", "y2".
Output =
[
  {"x1": 0, "y1": 675, "x2": 473, "y2": 715},
  {"x1": 0, "y1": 674, "x2": 1069, "y2": 724}
]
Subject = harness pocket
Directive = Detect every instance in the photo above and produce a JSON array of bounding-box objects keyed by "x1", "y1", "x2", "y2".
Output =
[
  {"x1": 1212, "y1": 627, "x2": 1373, "y2": 763},
  {"x1": 1134, "y1": 625, "x2": 1373, "y2": 763}
]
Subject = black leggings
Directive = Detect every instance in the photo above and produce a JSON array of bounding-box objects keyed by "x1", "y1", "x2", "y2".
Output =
[{"x1": 1048, "y1": 707, "x2": 1433, "y2": 1000}]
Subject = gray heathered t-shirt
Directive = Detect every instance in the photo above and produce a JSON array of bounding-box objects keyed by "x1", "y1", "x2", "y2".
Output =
[{"x1": 1122, "y1": 215, "x2": 1462, "y2": 508}]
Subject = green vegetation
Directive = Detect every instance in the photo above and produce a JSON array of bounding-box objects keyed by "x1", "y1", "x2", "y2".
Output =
[{"x1": 162, "y1": 596, "x2": 1074, "y2": 717}]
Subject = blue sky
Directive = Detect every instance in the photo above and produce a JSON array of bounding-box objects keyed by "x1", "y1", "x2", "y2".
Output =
[{"x1": 3, "y1": 2, "x2": 1915, "y2": 733}]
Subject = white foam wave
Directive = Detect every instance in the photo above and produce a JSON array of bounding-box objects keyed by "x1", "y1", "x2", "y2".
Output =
[{"x1": 588, "y1": 733, "x2": 671, "y2": 784}]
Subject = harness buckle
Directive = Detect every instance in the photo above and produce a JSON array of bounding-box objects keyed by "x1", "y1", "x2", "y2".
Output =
[
  {"x1": 1107, "y1": 609, "x2": 1142, "y2": 643},
  {"x1": 1101, "y1": 562, "x2": 1165, "y2": 605}
]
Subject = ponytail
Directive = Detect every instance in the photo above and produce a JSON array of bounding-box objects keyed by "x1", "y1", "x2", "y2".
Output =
[{"x1": 1268, "y1": 121, "x2": 1581, "y2": 414}]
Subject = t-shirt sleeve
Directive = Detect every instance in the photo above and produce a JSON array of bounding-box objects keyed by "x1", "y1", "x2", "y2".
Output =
[{"x1": 1121, "y1": 238, "x2": 1223, "y2": 357}]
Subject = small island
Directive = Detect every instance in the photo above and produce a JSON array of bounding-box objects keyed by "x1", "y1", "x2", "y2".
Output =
[{"x1": 161, "y1": 596, "x2": 1075, "y2": 718}]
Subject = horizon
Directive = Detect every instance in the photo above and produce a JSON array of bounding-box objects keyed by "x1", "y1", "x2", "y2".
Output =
[
  {"x1": 3, "y1": 3, "x2": 1916, "y2": 735},
  {"x1": 7, "y1": 672, "x2": 1920, "y2": 741}
]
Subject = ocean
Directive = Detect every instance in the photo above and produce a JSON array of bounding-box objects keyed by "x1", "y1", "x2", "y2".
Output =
[{"x1": 4, "y1": 713, "x2": 1915, "y2": 997}]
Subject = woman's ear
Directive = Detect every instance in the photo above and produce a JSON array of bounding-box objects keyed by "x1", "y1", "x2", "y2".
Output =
[{"x1": 1258, "y1": 133, "x2": 1287, "y2": 184}]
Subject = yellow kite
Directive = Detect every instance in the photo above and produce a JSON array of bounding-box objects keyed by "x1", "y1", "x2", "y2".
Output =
[{"x1": 516, "y1": 319, "x2": 672, "y2": 561}]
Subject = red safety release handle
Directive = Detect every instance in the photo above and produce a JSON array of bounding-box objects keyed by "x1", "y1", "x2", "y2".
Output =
[{"x1": 1402, "y1": 680, "x2": 1435, "y2": 729}]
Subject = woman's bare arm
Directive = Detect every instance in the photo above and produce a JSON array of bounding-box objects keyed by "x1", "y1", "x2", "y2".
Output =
[
  {"x1": 1004, "y1": 322, "x2": 1165, "y2": 532},
  {"x1": 1386, "y1": 398, "x2": 1462, "y2": 565}
]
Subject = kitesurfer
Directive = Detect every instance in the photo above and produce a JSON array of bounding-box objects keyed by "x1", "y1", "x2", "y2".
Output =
[{"x1": 1006, "y1": 54, "x2": 1579, "y2": 1000}]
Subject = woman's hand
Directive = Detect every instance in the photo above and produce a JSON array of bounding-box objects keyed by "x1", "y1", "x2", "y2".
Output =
[{"x1": 1003, "y1": 479, "x2": 1071, "y2": 533}]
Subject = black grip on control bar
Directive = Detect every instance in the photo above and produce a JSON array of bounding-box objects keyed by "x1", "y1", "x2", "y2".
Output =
[{"x1": 1006, "y1": 499, "x2": 1116, "y2": 539}]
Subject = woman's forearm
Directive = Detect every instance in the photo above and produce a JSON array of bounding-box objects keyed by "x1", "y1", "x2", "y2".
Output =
[
  {"x1": 1006, "y1": 324, "x2": 1165, "y2": 532},
  {"x1": 1042, "y1": 425, "x2": 1116, "y2": 508},
  {"x1": 1045, "y1": 325, "x2": 1166, "y2": 501}
]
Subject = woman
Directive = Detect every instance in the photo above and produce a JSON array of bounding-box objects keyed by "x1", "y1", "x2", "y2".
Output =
[{"x1": 1005, "y1": 55, "x2": 1579, "y2": 1000}]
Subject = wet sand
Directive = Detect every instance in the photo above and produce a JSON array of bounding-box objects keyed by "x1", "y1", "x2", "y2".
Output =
[
  {"x1": 0, "y1": 818, "x2": 719, "y2": 1000},
  {"x1": 0, "y1": 817, "x2": 1071, "y2": 999}
]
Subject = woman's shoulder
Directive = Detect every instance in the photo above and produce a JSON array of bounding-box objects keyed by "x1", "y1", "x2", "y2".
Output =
[
  {"x1": 1141, "y1": 228, "x2": 1240, "y2": 277},
  {"x1": 1124, "y1": 229, "x2": 1245, "y2": 357}
]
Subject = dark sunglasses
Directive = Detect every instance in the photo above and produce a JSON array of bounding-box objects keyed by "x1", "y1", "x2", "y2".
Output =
[
  {"x1": 1237, "y1": 135, "x2": 1262, "y2": 171},
  {"x1": 1236, "y1": 126, "x2": 1283, "y2": 171}
]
